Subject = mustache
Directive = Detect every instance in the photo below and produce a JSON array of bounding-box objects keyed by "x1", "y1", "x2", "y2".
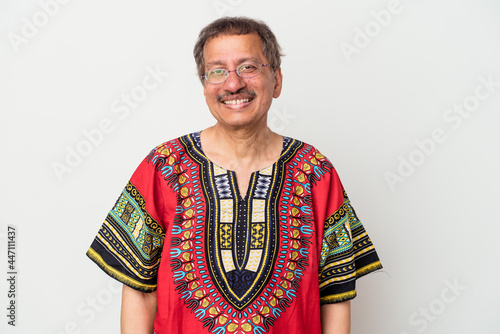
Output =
[{"x1": 217, "y1": 89, "x2": 257, "y2": 103}]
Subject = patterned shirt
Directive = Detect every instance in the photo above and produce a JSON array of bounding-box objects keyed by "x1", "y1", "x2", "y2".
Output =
[{"x1": 87, "y1": 132, "x2": 382, "y2": 334}]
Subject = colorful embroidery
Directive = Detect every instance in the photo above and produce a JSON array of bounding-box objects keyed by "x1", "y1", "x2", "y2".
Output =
[
  {"x1": 319, "y1": 191, "x2": 382, "y2": 303},
  {"x1": 87, "y1": 132, "x2": 382, "y2": 333},
  {"x1": 87, "y1": 181, "x2": 165, "y2": 292},
  {"x1": 162, "y1": 134, "x2": 329, "y2": 333}
]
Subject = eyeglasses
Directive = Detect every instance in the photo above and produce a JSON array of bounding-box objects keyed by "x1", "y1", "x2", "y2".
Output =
[{"x1": 202, "y1": 62, "x2": 271, "y2": 84}]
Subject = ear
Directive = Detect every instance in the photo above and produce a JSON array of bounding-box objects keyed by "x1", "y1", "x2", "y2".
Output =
[{"x1": 272, "y1": 67, "x2": 283, "y2": 99}]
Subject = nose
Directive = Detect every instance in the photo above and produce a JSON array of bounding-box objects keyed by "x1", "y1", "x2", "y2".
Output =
[{"x1": 222, "y1": 70, "x2": 246, "y2": 93}]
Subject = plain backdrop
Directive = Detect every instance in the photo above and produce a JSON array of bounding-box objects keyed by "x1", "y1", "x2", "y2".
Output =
[{"x1": 1, "y1": 0, "x2": 499, "y2": 333}]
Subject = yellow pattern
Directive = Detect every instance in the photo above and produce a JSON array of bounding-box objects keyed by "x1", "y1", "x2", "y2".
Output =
[
  {"x1": 244, "y1": 250, "x2": 263, "y2": 272},
  {"x1": 252, "y1": 199, "x2": 265, "y2": 222},
  {"x1": 320, "y1": 290, "x2": 357, "y2": 304},
  {"x1": 185, "y1": 209, "x2": 194, "y2": 218},
  {"x1": 220, "y1": 199, "x2": 233, "y2": 223},
  {"x1": 86, "y1": 248, "x2": 157, "y2": 291},
  {"x1": 356, "y1": 261, "x2": 382, "y2": 276},
  {"x1": 221, "y1": 250, "x2": 236, "y2": 272},
  {"x1": 260, "y1": 166, "x2": 273, "y2": 175},
  {"x1": 295, "y1": 185, "x2": 304, "y2": 195},
  {"x1": 214, "y1": 165, "x2": 227, "y2": 176},
  {"x1": 250, "y1": 223, "x2": 265, "y2": 248},
  {"x1": 318, "y1": 272, "x2": 356, "y2": 289},
  {"x1": 132, "y1": 217, "x2": 144, "y2": 240},
  {"x1": 220, "y1": 224, "x2": 232, "y2": 248},
  {"x1": 297, "y1": 173, "x2": 305, "y2": 182},
  {"x1": 158, "y1": 147, "x2": 170, "y2": 155},
  {"x1": 99, "y1": 222, "x2": 158, "y2": 275},
  {"x1": 322, "y1": 255, "x2": 354, "y2": 271},
  {"x1": 354, "y1": 245, "x2": 374, "y2": 258},
  {"x1": 241, "y1": 323, "x2": 252, "y2": 332},
  {"x1": 353, "y1": 231, "x2": 367, "y2": 242}
]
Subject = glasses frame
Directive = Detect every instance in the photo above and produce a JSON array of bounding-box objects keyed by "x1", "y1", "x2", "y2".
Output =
[{"x1": 202, "y1": 62, "x2": 271, "y2": 84}]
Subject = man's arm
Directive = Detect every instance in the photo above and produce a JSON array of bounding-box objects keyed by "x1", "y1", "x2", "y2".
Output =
[
  {"x1": 121, "y1": 284, "x2": 157, "y2": 334},
  {"x1": 320, "y1": 300, "x2": 351, "y2": 334}
]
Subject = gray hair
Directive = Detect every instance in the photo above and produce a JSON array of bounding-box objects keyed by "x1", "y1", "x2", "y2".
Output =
[{"x1": 193, "y1": 17, "x2": 283, "y2": 83}]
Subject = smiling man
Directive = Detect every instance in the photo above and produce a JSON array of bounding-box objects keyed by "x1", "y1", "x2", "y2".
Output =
[{"x1": 87, "y1": 17, "x2": 382, "y2": 334}]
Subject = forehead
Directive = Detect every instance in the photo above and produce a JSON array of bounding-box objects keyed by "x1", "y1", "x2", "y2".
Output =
[{"x1": 203, "y1": 33, "x2": 266, "y2": 67}]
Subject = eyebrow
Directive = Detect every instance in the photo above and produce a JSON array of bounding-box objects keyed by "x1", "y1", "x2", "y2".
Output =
[{"x1": 205, "y1": 57, "x2": 263, "y2": 69}]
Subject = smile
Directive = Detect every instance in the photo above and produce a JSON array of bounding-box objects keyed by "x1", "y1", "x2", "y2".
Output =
[{"x1": 223, "y1": 98, "x2": 253, "y2": 105}]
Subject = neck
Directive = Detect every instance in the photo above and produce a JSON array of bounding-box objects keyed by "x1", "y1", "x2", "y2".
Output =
[
  {"x1": 215, "y1": 123, "x2": 274, "y2": 157},
  {"x1": 200, "y1": 123, "x2": 282, "y2": 171}
]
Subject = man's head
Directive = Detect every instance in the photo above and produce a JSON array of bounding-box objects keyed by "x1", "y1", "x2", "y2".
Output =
[
  {"x1": 194, "y1": 17, "x2": 283, "y2": 83},
  {"x1": 195, "y1": 17, "x2": 284, "y2": 130}
]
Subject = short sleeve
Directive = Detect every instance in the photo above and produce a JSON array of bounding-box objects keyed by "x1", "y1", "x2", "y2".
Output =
[
  {"x1": 86, "y1": 155, "x2": 167, "y2": 292},
  {"x1": 318, "y1": 188, "x2": 382, "y2": 304}
]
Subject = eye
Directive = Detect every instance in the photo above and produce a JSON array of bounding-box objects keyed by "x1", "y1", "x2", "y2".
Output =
[
  {"x1": 209, "y1": 69, "x2": 226, "y2": 76},
  {"x1": 238, "y1": 63, "x2": 258, "y2": 73}
]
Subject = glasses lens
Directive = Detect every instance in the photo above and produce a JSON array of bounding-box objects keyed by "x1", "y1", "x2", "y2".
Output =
[
  {"x1": 206, "y1": 69, "x2": 227, "y2": 83},
  {"x1": 237, "y1": 63, "x2": 261, "y2": 78}
]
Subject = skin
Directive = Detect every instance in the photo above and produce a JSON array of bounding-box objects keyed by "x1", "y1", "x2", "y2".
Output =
[
  {"x1": 321, "y1": 301, "x2": 351, "y2": 334},
  {"x1": 200, "y1": 33, "x2": 284, "y2": 197},
  {"x1": 121, "y1": 32, "x2": 351, "y2": 334},
  {"x1": 120, "y1": 285, "x2": 156, "y2": 334}
]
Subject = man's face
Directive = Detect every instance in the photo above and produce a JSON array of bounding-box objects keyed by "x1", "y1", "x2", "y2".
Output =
[{"x1": 202, "y1": 33, "x2": 283, "y2": 130}]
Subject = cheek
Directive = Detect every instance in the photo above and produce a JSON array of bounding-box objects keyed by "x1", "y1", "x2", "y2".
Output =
[{"x1": 204, "y1": 87, "x2": 218, "y2": 102}]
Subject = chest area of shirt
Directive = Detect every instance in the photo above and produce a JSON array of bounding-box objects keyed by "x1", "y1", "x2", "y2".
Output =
[{"x1": 164, "y1": 136, "x2": 326, "y2": 333}]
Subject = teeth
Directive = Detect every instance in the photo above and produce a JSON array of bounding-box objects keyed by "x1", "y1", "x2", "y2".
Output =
[{"x1": 223, "y1": 98, "x2": 250, "y2": 105}]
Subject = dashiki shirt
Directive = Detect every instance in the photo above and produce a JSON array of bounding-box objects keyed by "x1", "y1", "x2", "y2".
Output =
[{"x1": 87, "y1": 132, "x2": 382, "y2": 334}]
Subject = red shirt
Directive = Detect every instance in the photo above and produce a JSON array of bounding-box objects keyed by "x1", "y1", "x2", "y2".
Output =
[{"x1": 87, "y1": 132, "x2": 382, "y2": 333}]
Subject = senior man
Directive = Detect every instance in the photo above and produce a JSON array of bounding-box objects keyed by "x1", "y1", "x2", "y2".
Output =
[{"x1": 87, "y1": 17, "x2": 382, "y2": 334}]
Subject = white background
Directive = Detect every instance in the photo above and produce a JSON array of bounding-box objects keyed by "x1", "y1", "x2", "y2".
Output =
[{"x1": 1, "y1": 0, "x2": 499, "y2": 333}]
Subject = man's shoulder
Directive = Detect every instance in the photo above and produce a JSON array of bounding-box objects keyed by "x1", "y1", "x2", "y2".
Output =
[
  {"x1": 149, "y1": 132, "x2": 200, "y2": 153},
  {"x1": 141, "y1": 132, "x2": 201, "y2": 167},
  {"x1": 285, "y1": 136, "x2": 330, "y2": 159},
  {"x1": 284, "y1": 136, "x2": 336, "y2": 177}
]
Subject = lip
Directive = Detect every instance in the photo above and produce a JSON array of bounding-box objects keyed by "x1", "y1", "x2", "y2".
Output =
[
  {"x1": 217, "y1": 90, "x2": 256, "y2": 104},
  {"x1": 221, "y1": 97, "x2": 253, "y2": 105},
  {"x1": 220, "y1": 98, "x2": 253, "y2": 110},
  {"x1": 218, "y1": 93, "x2": 255, "y2": 110}
]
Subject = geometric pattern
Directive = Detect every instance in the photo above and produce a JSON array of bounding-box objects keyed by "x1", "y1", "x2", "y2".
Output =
[
  {"x1": 87, "y1": 181, "x2": 165, "y2": 292},
  {"x1": 201, "y1": 158, "x2": 278, "y2": 310},
  {"x1": 165, "y1": 132, "x2": 325, "y2": 332},
  {"x1": 318, "y1": 190, "x2": 382, "y2": 303},
  {"x1": 87, "y1": 131, "x2": 382, "y2": 333}
]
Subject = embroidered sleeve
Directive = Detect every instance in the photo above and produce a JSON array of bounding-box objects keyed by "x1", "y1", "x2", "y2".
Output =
[
  {"x1": 318, "y1": 191, "x2": 382, "y2": 304},
  {"x1": 86, "y1": 157, "x2": 167, "y2": 292}
]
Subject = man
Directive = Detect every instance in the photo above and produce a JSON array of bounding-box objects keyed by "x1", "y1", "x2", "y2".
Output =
[{"x1": 87, "y1": 17, "x2": 382, "y2": 334}]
